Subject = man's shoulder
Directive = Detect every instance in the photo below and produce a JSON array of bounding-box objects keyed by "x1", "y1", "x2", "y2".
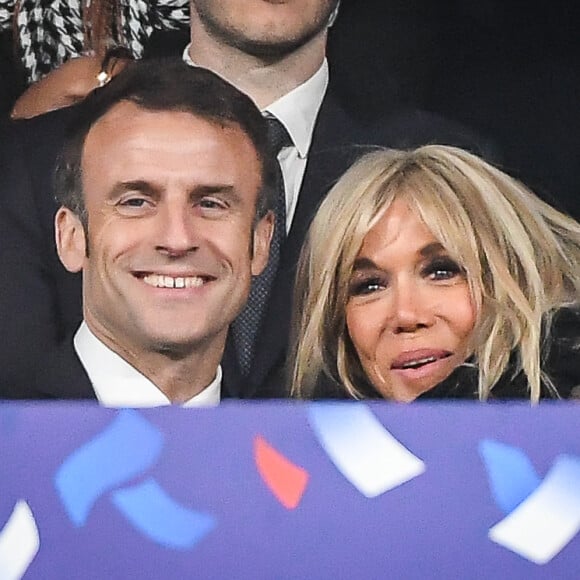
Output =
[
  {"x1": 0, "y1": 105, "x2": 79, "y2": 209},
  {"x1": 24, "y1": 338, "x2": 95, "y2": 401},
  {"x1": 0, "y1": 105, "x2": 79, "y2": 226},
  {"x1": 316, "y1": 88, "x2": 497, "y2": 160}
]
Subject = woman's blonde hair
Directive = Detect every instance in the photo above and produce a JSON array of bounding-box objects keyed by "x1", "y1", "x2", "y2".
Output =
[{"x1": 290, "y1": 145, "x2": 580, "y2": 402}]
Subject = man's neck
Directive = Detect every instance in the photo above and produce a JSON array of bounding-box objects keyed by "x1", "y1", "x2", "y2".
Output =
[
  {"x1": 131, "y1": 352, "x2": 220, "y2": 404},
  {"x1": 188, "y1": 23, "x2": 327, "y2": 109},
  {"x1": 87, "y1": 322, "x2": 224, "y2": 404}
]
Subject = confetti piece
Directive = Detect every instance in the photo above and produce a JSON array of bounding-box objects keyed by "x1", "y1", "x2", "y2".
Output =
[
  {"x1": 308, "y1": 404, "x2": 425, "y2": 497},
  {"x1": 254, "y1": 435, "x2": 309, "y2": 509},
  {"x1": 112, "y1": 478, "x2": 216, "y2": 550},
  {"x1": 0, "y1": 501, "x2": 39, "y2": 580}
]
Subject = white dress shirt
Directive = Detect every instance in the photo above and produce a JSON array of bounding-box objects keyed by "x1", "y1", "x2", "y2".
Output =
[
  {"x1": 182, "y1": 45, "x2": 329, "y2": 232},
  {"x1": 74, "y1": 322, "x2": 221, "y2": 408}
]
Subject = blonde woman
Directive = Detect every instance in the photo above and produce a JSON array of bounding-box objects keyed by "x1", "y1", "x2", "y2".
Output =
[{"x1": 290, "y1": 145, "x2": 580, "y2": 402}]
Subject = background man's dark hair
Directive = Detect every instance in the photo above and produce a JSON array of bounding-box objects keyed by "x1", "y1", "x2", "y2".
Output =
[{"x1": 54, "y1": 57, "x2": 277, "y2": 225}]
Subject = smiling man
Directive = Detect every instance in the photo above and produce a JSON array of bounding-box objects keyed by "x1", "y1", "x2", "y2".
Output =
[{"x1": 27, "y1": 59, "x2": 274, "y2": 405}]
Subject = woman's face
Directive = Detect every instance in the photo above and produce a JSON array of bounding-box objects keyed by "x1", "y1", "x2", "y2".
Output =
[{"x1": 345, "y1": 198, "x2": 476, "y2": 401}]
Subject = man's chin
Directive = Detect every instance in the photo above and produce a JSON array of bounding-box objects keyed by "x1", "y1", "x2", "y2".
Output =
[
  {"x1": 249, "y1": 35, "x2": 311, "y2": 55},
  {"x1": 150, "y1": 341, "x2": 194, "y2": 360},
  {"x1": 146, "y1": 330, "x2": 224, "y2": 360}
]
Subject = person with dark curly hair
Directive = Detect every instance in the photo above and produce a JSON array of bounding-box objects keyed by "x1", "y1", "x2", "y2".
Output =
[{"x1": 0, "y1": 0, "x2": 189, "y2": 118}]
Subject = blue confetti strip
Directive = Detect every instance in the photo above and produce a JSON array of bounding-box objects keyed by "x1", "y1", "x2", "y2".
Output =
[
  {"x1": 479, "y1": 439, "x2": 542, "y2": 514},
  {"x1": 55, "y1": 410, "x2": 164, "y2": 526},
  {"x1": 112, "y1": 478, "x2": 216, "y2": 550}
]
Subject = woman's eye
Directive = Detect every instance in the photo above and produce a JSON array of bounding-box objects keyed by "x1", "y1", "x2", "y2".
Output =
[
  {"x1": 349, "y1": 277, "x2": 385, "y2": 296},
  {"x1": 424, "y1": 258, "x2": 464, "y2": 281}
]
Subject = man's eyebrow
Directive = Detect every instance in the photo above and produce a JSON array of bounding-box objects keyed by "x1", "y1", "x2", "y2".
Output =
[
  {"x1": 190, "y1": 185, "x2": 244, "y2": 205},
  {"x1": 108, "y1": 180, "x2": 159, "y2": 199},
  {"x1": 191, "y1": 184, "x2": 236, "y2": 196}
]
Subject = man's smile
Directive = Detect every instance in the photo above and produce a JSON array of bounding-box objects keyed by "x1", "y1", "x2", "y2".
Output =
[{"x1": 140, "y1": 273, "x2": 213, "y2": 289}]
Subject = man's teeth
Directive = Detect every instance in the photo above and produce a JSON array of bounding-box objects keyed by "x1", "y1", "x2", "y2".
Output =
[
  {"x1": 142, "y1": 274, "x2": 204, "y2": 288},
  {"x1": 401, "y1": 356, "x2": 438, "y2": 369}
]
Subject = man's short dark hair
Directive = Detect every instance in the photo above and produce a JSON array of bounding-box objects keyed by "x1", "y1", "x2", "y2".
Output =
[{"x1": 55, "y1": 57, "x2": 276, "y2": 225}]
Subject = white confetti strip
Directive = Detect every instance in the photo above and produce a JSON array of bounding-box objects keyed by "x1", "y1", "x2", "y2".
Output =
[
  {"x1": 309, "y1": 404, "x2": 425, "y2": 497},
  {"x1": 0, "y1": 501, "x2": 40, "y2": 580}
]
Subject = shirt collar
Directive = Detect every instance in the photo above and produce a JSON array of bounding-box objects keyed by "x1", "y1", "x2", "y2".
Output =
[
  {"x1": 182, "y1": 43, "x2": 328, "y2": 158},
  {"x1": 264, "y1": 59, "x2": 328, "y2": 159},
  {"x1": 182, "y1": 43, "x2": 196, "y2": 67},
  {"x1": 74, "y1": 322, "x2": 221, "y2": 408}
]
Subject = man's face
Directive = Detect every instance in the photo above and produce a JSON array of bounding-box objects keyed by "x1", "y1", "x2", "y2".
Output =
[
  {"x1": 56, "y1": 102, "x2": 271, "y2": 359},
  {"x1": 191, "y1": 0, "x2": 339, "y2": 58}
]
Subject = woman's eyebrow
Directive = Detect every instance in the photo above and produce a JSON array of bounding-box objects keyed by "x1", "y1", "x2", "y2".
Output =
[
  {"x1": 419, "y1": 242, "x2": 445, "y2": 258},
  {"x1": 352, "y1": 257, "x2": 378, "y2": 270}
]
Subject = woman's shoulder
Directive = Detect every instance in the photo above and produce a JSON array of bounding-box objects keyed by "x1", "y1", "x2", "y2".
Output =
[
  {"x1": 421, "y1": 307, "x2": 579, "y2": 401},
  {"x1": 544, "y1": 306, "x2": 580, "y2": 399},
  {"x1": 549, "y1": 306, "x2": 580, "y2": 340}
]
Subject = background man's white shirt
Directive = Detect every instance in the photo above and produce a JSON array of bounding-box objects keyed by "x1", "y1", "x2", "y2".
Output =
[{"x1": 182, "y1": 46, "x2": 329, "y2": 232}]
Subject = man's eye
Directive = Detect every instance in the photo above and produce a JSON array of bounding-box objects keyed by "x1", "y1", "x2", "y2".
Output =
[
  {"x1": 120, "y1": 198, "x2": 147, "y2": 207},
  {"x1": 199, "y1": 197, "x2": 227, "y2": 210},
  {"x1": 115, "y1": 196, "x2": 154, "y2": 214}
]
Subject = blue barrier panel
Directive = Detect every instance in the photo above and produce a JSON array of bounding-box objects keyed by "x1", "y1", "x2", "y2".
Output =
[{"x1": 0, "y1": 401, "x2": 579, "y2": 578}]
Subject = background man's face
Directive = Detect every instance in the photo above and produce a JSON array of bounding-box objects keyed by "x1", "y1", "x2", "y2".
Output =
[
  {"x1": 191, "y1": 0, "x2": 340, "y2": 58},
  {"x1": 59, "y1": 102, "x2": 270, "y2": 358}
]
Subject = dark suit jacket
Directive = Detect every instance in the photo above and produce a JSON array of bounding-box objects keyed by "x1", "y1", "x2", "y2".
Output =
[
  {"x1": 0, "y1": 84, "x2": 490, "y2": 399},
  {"x1": 19, "y1": 336, "x2": 237, "y2": 401},
  {"x1": 229, "y1": 91, "x2": 494, "y2": 397}
]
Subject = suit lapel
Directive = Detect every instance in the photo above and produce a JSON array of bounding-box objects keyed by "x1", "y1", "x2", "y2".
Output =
[
  {"x1": 33, "y1": 339, "x2": 97, "y2": 400},
  {"x1": 221, "y1": 333, "x2": 244, "y2": 398}
]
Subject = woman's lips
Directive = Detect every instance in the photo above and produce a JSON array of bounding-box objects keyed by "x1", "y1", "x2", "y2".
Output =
[{"x1": 391, "y1": 349, "x2": 452, "y2": 370}]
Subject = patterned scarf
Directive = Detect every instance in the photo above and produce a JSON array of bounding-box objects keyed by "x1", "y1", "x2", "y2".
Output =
[{"x1": 0, "y1": 0, "x2": 189, "y2": 84}]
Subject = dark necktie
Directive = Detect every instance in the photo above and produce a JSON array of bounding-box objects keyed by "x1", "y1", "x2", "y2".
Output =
[{"x1": 232, "y1": 116, "x2": 291, "y2": 376}]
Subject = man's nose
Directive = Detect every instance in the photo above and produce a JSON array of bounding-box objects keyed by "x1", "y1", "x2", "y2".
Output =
[
  {"x1": 390, "y1": 281, "x2": 434, "y2": 334},
  {"x1": 155, "y1": 202, "x2": 199, "y2": 256}
]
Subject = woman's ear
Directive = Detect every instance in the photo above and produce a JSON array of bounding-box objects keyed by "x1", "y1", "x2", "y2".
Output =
[
  {"x1": 251, "y1": 210, "x2": 275, "y2": 276},
  {"x1": 55, "y1": 207, "x2": 86, "y2": 273}
]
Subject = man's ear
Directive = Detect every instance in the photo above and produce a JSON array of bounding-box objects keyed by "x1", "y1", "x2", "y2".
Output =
[
  {"x1": 251, "y1": 210, "x2": 274, "y2": 276},
  {"x1": 55, "y1": 207, "x2": 86, "y2": 273}
]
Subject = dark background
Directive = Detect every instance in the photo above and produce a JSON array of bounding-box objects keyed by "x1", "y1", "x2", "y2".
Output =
[
  {"x1": 1, "y1": 0, "x2": 578, "y2": 217},
  {"x1": 328, "y1": 0, "x2": 580, "y2": 218}
]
